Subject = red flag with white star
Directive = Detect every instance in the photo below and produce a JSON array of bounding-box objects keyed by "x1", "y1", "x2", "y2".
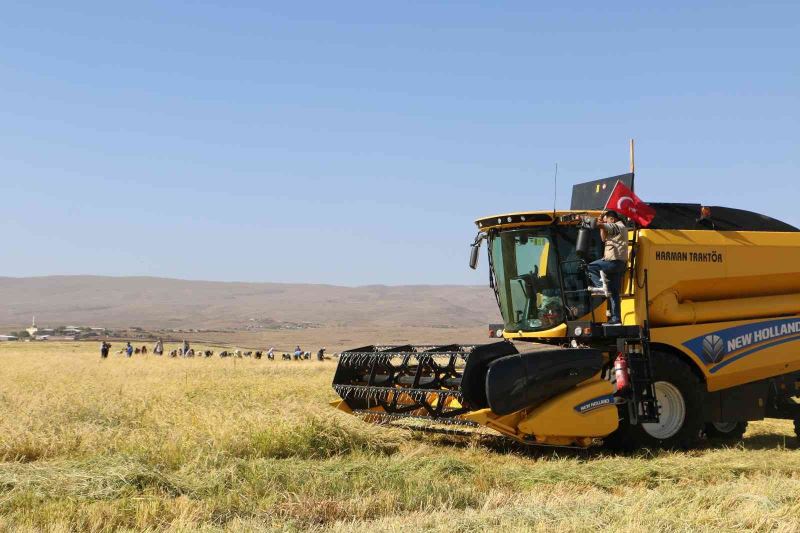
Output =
[{"x1": 604, "y1": 180, "x2": 656, "y2": 227}]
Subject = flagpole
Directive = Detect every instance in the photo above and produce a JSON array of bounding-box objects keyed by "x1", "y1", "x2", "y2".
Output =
[
  {"x1": 629, "y1": 138, "x2": 635, "y2": 192},
  {"x1": 628, "y1": 138, "x2": 637, "y2": 294}
]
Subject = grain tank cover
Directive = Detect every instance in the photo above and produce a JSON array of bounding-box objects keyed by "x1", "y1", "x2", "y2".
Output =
[
  {"x1": 647, "y1": 203, "x2": 799, "y2": 232},
  {"x1": 570, "y1": 173, "x2": 634, "y2": 210}
]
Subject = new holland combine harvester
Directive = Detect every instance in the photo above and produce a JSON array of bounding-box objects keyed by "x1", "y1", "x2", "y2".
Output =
[{"x1": 331, "y1": 160, "x2": 800, "y2": 449}]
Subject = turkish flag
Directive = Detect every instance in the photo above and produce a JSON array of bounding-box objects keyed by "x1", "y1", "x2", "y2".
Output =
[{"x1": 604, "y1": 180, "x2": 656, "y2": 227}]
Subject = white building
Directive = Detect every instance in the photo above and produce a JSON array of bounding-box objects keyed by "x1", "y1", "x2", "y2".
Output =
[{"x1": 26, "y1": 316, "x2": 38, "y2": 338}]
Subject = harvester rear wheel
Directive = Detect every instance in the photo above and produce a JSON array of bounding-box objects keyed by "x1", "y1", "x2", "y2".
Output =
[
  {"x1": 705, "y1": 421, "x2": 748, "y2": 441},
  {"x1": 605, "y1": 351, "x2": 705, "y2": 451}
]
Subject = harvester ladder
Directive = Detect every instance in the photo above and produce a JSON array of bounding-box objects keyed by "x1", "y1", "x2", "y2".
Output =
[
  {"x1": 618, "y1": 268, "x2": 659, "y2": 425},
  {"x1": 619, "y1": 335, "x2": 659, "y2": 425}
]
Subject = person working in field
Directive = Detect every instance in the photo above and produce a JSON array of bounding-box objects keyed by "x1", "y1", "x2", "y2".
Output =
[
  {"x1": 153, "y1": 339, "x2": 164, "y2": 356},
  {"x1": 125, "y1": 342, "x2": 133, "y2": 358},
  {"x1": 584, "y1": 209, "x2": 628, "y2": 325},
  {"x1": 100, "y1": 342, "x2": 110, "y2": 359}
]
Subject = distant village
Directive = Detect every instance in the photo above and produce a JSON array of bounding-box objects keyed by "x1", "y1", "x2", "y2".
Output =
[
  {"x1": 0, "y1": 317, "x2": 109, "y2": 342},
  {"x1": 0, "y1": 319, "x2": 194, "y2": 342},
  {"x1": 1, "y1": 316, "x2": 322, "y2": 342}
]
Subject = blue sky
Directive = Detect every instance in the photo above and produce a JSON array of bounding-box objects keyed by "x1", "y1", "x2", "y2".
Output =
[{"x1": 1, "y1": 1, "x2": 797, "y2": 285}]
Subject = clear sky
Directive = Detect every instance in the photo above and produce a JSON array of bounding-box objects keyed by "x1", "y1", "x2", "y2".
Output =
[{"x1": 1, "y1": 1, "x2": 797, "y2": 285}]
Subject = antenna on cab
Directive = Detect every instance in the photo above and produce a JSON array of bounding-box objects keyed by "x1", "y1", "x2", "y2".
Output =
[{"x1": 552, "y1": 162, "x2": 559, "y2": 217}]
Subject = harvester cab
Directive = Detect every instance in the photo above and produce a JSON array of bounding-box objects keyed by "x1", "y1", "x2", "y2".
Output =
[
  {"x1": 470, "y1": 173, "x2": 637, "y2": 334},
  {"x1": 332, "y1": 167, "x2": 800, "y2": 450}
]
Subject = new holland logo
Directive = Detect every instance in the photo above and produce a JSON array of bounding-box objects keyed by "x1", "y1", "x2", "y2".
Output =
[
  {"x1": 702, "y1": 334, "x2": 726, "y2": 363},
  {"x1": 683, "y1": 318, "x2": 800, "y2": 373},
  {"x1": 574, "y1": 394, "x2": 615, "y2": 414}
]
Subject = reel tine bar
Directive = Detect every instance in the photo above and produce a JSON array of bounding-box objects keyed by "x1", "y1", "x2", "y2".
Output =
[{"x1": 332, "y1": 344, "x2": 474, "y2": 419}]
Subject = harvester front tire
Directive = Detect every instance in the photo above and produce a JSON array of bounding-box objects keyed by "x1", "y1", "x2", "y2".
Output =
[
  {"x1": 605, "y1": 351, "x2": 705, "y2": 451},
  {"x1": 705, "y1": 421, "x2": 748, "y2": 441}
]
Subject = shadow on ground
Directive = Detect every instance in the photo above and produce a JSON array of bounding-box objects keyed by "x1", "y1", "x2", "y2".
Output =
[{"x1": 405, "y1": 425, "x2": 800, "y2": 460}]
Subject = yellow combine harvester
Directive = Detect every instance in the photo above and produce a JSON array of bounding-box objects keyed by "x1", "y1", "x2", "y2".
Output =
[{"x1": 332, "y1": 172, "x2": 800, "y2": 449}]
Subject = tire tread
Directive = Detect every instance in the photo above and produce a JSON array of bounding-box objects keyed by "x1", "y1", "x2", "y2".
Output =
[{"x1": 605, "y1": 350, "x2": 705, "y2": 451}]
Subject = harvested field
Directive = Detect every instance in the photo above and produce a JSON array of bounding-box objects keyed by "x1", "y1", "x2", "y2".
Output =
[{"x1": 2, "y1": 342, "x2": 800, "y2": 532}]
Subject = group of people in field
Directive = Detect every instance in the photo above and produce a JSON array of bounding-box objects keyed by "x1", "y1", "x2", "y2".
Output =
[
  {"x1": 100, "y1": 340, "x2": 153, "y2": 358},
  {"x1": 100, "y1": 339, "x2": 328, "y2": 361}
]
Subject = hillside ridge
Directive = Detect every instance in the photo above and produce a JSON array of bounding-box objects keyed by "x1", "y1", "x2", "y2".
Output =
[{"x1": 0, "y1": 275, "x2": 500, "y2": 329}]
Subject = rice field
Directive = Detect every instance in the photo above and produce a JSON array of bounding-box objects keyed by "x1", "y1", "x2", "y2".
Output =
[{"x1": 2, "y1": 342, "x2": 800, "y2": 532}]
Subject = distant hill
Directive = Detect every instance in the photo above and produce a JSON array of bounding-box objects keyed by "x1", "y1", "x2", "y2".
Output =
[{"x1": 0, "y1": 276, "x2": 501, "y2": 330}]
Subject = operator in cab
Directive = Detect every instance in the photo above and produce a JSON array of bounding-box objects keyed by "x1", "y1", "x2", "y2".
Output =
[{"x1": 584, "y1": 210, "x2": 628, "y2": 325}]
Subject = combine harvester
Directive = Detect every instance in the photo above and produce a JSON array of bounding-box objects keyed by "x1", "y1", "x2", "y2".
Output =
[{"x1": 332, "y1": 147, "x2": 800, "y2": 449}]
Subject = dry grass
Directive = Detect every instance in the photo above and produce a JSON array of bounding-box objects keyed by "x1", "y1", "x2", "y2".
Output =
[{"x1": 2, "y1": 342, "x2": 800, "y2": 532}]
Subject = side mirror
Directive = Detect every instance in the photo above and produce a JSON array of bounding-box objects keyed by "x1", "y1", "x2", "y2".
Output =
[
  {"x1": 469, "y1": 233, "x2": 485, "y2": 270},
  {"x1": 469, "y1": 244, "x2": 480, "y2": 270}
]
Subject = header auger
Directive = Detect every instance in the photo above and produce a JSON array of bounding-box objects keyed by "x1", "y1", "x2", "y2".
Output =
[{"x1": 332, "y1": 164, "x2": 800, "y2": 450}]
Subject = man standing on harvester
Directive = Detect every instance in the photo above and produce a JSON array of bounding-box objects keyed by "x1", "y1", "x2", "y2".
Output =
[{"x1": 585, "y1": 210, "x2": 628, "y2": 325}]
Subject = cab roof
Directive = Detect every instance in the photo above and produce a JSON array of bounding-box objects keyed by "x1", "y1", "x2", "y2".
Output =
[{"x1": 475, "y1": 210, "x2": 599, "y2": 232}]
